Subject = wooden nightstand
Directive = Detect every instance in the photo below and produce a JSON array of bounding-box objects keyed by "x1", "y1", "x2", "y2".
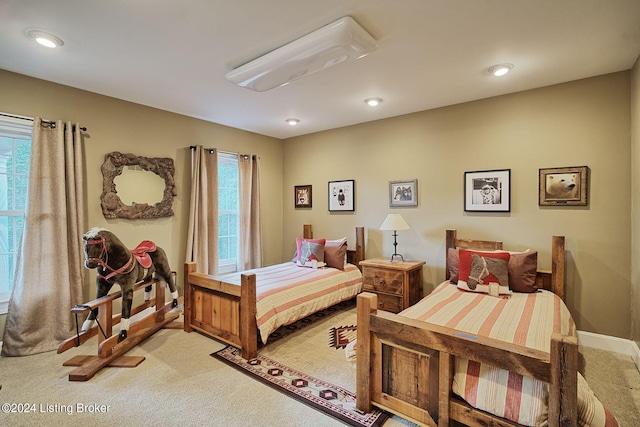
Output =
[{"x1": 359, "y1": 258, "x2": 425, "y2": 313}]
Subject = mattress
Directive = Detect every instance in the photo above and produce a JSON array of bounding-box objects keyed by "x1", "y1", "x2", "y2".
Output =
[
  {"x1": 400, "y1": 282, "x2": 573, "y2": 427},
  {"x1": 215, "y1": 262, "x2": 363, "y2": 344}
]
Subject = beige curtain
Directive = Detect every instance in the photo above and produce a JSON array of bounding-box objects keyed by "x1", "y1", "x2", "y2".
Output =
[
  {"x1": 239, "y1": 154, "x2": 262, "y2": 270},
  {"x1": 185, "y1": 145, "x2": 218, "y2": 275},
  {"x1": 2, "y1": 118, "x2": 86, "y2": 356}
]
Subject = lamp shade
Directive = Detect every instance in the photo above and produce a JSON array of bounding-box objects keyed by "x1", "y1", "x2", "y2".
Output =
[{"x1": 379, "y1": 214, "x2": 410, "y2": 231}]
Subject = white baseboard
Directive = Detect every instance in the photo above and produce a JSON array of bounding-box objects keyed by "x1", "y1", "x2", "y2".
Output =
[{"x1": 578, "y1": 330, "x2": 640, "y2": 372}]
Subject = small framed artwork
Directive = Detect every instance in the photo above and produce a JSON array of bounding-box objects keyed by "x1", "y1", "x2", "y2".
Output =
[
  {"x1": 539, "y1": 166, "x2": 588, "y2": 206},
  {"x1": 328, "y1": 180, "x2": 355, "y2": 211},
  {"x1": 464, "y1": 169, "x2": 511, "y2": 212},
  {"x1": 389, "y1": 179, "x2": 418, "y2": 207},
  {"x1": 294, "y1": 185, "x2": 312, "y2": 208}
]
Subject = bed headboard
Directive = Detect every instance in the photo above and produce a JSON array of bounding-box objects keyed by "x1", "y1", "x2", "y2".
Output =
[
  {"x1": 445, "y1": 229, "x2": 566, "y2": 300},
  {"x1": 303, "y1": 224, "x2": 365, "y2": 272}
]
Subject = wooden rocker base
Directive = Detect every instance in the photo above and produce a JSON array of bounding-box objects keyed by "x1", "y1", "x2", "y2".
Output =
[
  {"x1": 58, "y1": 276, "x2": 184, "y2": 382},
  {"x1": 63, "y1": 355, "x2": 146, "y2": 368},
  {"x1": 64, "y1": 310, "x2": 179, "y2": 382}
]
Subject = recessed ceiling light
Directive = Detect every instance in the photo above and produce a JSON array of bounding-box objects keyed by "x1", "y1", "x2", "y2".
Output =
[
  {"x1": 488, "y1": 63, "x2": 514, "y2": 77},
  {"x1": 365, "y1": 97, "x2": 382, "y2": 107},
  {"x1": 285, "y1": 118, "x2": 300, "y2": 126},
  {"x1": 26, "y1": 29, "x2": 64, "y2": 48}
]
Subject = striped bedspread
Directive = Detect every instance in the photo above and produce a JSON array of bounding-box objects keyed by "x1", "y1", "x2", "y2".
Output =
[
  {"x1": 215, "y1": 262, "x2": 363, "y2": 344},
  {"x1": 400, "y1": 282, "x2": 575, "y2": 427}
]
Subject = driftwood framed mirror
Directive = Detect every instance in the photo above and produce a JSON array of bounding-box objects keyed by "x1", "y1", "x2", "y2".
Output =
[{"x1": 100, "y1": 152, "x2": 176, "y2": 219}]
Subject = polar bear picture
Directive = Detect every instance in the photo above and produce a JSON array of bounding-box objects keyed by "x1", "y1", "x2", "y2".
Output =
[{"x1": 545, "y1": 173, "x2": 579, "y2": 199}]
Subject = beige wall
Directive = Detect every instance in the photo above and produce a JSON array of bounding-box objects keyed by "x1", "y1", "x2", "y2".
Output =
[
  {"x1": 283, "y1": 72, "x2": 632, "y2": 339},
  {"x1": 632, "y1": 58, "x2": 640, "y2": 345},
  {"x1": 0, "y1": 70, "x2": 284, "y2": 338},
  {"x1": 0, "y1": 69, "x2": 634, "y2": 342}
]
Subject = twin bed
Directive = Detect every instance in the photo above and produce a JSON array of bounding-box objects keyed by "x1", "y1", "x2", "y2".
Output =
[
  {"x1": 356, "y1": 230, "x2": 616, "y2": 427},
  {"x1": 184, "y1": 225, "x2": 365, "y2": 360}
]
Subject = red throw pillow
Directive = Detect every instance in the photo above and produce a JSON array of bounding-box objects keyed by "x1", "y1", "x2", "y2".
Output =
[{"x1": 457, "y1": 249, "x2": 510, "y2": 296}]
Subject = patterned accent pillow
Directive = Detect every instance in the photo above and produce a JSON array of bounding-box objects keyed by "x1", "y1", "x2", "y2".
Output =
[
  {"x1": 297, "y1": 239, "x2": 325, "y2": 266},
  {"x1": 293, "y1": 238, "x2": 326, "y2": 263},
  {"x1": 457, "y1": 249, "x2": 510, "y2": 297},
  {"x1": 449, "y1": 248, "x2": 538, "y2": 293}
]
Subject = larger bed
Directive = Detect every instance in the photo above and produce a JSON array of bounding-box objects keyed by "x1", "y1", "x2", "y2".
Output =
[
  {"x1": 184, "y1": 225, "x2": 365, "y2": 360},
  {"x1": 356, "y1": 229, "x2": 618, "y2": 427}
]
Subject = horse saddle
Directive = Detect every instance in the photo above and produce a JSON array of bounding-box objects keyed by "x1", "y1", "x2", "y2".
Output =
[{"x1": 131, "y1": 240, "x2": 156, "y2": 269}]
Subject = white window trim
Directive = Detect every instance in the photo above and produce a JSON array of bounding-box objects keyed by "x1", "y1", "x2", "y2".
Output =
[
  {"x1": 217, "y1": 151, "x2": 240, "y2": 275},
  {"x1": 0, "y1": 294, "x2": 8, "y2": 314},
  {"x1": 0, "y1": 112, "x2": 33, "y2": 314}
]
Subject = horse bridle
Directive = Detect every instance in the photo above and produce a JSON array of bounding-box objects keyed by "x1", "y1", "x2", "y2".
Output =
[{"x1": 84, "y1": 237, "x2": 134, "y2": 281}]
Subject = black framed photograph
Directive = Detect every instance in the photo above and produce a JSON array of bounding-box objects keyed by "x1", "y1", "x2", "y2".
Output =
[
  {"x1": 294, "y1": 185, "x2": 312, "y2": 208},
  {"x1": 464, "y1": 169, "x2": 511, "y2": 212},
  {"x1": 389, "y1": 179, "x2": 418, "y2": 207},
  {"x1": 539, "y1": 166, "x2": 588, "y2": 206},
  {"x1": 328, "y1": 180, "x2": 354, "y2": 211}
]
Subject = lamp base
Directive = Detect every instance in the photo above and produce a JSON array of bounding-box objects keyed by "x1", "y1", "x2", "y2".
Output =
[
  {"x1": 389, "y1": 230, "x2": 405, "y2": 262},
  {"x1": 390, "y1": 253, "x2": 405, "y2": 262}
]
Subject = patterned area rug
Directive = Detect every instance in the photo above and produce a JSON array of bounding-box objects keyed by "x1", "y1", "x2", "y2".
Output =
[
  {"x1": 329, "y1": 325, "x2": 357, "y2": 349},
  {"x1": 213, "y1": 345, "x2": 388, "y2": 427}
]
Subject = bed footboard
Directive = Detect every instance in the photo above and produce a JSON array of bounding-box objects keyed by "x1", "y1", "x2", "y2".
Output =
[
  {"x1": 356, "y1": 292, "x2": 578, "y2": 427},
  {"x1": 184, "y1": 262, "x2": 258, "y2": 359}
]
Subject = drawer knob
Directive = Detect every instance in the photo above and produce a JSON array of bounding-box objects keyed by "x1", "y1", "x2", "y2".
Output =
[
  {"x1": 378, "y1": 279, "x2": 385, "y2": 285},
  {"x1": 379, "y1": 302, "x2": 384, "y2": 308}
]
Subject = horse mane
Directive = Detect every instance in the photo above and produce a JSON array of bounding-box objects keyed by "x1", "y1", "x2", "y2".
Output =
[
  {"x1": 84, "y1": 227, "x2": 109, "y2": 240},
  {"x1": 83, "y1": 227, "x2": 127, "y2": 254}
]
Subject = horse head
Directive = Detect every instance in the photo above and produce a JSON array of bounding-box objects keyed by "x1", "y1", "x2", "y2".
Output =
[
  {"x1": 82, "y1": 227, "x2": 130, "y2": 270},
  {"x1": 82, "y1": 227, "x2": 109, "y2": 269}
]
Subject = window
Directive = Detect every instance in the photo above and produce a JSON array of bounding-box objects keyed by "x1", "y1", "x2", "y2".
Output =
[
  {"x1": 0, "y1": 114, "x2": 32, "y2": 314},
  {"x1": 217, "y1": 152, "x2": 239, "y2": 274}
]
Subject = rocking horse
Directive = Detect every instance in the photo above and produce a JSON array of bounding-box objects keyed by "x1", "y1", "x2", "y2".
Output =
[{"x1": 81, "y1": 227, "x2": 179, "y2": 342}]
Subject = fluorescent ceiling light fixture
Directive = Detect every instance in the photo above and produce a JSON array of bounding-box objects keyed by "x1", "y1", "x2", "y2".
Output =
[
  {"x1": 365, "y1": 97, "x2": 382, "y2": 107},
  {"x1": 488, "y1": 63, "x2": 514, "y2": 77},
  {"x1": 27, "y1": 29, "x2": 64, "y2": 48},
  {"x1": 226, "y1": 16, "x2": 377, "y2": 92},
  {"x1": 286, "y1": 118, "x2": 300, "y2": 126}
]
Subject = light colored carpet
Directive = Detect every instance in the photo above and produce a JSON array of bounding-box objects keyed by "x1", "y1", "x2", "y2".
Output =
[
  {"x1": 578, "y1": 345, "x2": 640, "y2": 426},
  {"x1": 0, "y1": 310, "x2": 638, "y2": 426}
]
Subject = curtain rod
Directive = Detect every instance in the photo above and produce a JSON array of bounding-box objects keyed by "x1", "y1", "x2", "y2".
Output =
[
  {"x1": 189, "y1": 146, "x2": 244, "y2": 157},
  {"x1": 0, "y1": 112, "x2": 87, "y2": 131}
]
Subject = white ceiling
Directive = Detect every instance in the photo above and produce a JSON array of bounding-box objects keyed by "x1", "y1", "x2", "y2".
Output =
[{"x1": 1, "y1": 1, "x2": 639, "y2": 139}]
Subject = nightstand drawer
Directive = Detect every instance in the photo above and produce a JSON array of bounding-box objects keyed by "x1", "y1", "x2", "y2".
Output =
[
  {"x1": 363, "y1": 267, "x2": 404, "y2": 294},
  {"x1": 373, "y1": 293, "x2": 403, "y2": 313}
]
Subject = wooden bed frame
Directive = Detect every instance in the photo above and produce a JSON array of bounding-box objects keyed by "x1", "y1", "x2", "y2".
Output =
[
  {"x1": 356, "y1": 229, "x2": 578, "y2": 427},
  {"x1": 184, "y1": 224, "x2": 365, "y2": 360}
]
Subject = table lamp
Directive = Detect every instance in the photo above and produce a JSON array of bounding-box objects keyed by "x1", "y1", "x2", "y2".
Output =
[{"x1": 379, "y1": 213, "x2": 410, "y2": 262}]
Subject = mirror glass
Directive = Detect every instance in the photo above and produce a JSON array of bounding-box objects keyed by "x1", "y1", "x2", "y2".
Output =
[{"x1": 114, "y1": 166, "x2": 165, "y2": 205}]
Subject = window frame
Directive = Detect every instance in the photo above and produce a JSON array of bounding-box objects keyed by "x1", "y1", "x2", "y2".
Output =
[
  {"x1": 0, "y1": 113, "x2": 33, "y2": 314},
  {"x1": 217, "y1": 151, "x2": 239, "y2": 275}
]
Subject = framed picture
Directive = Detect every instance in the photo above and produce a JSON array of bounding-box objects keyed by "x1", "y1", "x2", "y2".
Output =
[
  {"x1": 539, "y1": 166, "x2": 588, "y2": 206},
  {"x1": 389, "y1": 179, "x2": 418, "y2": 207},
  {"x1": 294, "y1": 185, "x2": 312, "y2": 208},
  {"x1": 328, "y1": 180, "x2": 354, "y2": 211},
  {"x1": 464, "y1": 169, "x2": 511, "y2": 212}
]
